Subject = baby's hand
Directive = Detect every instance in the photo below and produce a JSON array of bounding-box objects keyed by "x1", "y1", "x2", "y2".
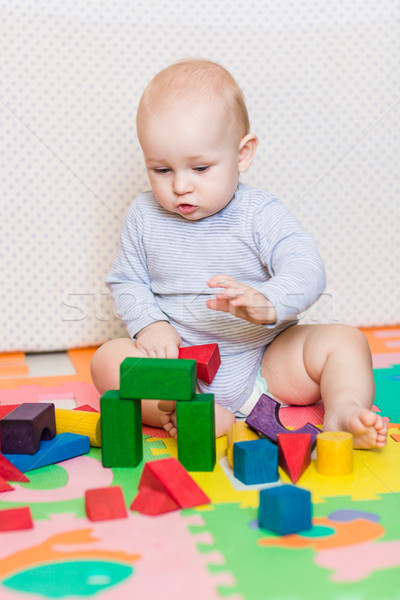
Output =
[
  {"x1": 135, "y1": 321, "x2": 182, "y2": 358},
  {"x1": 207, "y1": 275, "x2": 276, "y2": 325}
]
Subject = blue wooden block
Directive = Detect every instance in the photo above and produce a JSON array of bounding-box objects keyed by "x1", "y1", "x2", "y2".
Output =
[
  {"x1": 258, "y1": 484, "x2": 312, "y2": 535},
  {"x1": 3, "y1": 433, "x2": 90, "y2": 473},
  {"x1": 233, "y1": 438, "x2": 278, "y2": 484}
]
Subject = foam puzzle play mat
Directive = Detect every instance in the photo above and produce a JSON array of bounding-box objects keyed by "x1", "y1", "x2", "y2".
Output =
[{"x1": 0, "y1": 327, "x2": 399, "y2": 600}]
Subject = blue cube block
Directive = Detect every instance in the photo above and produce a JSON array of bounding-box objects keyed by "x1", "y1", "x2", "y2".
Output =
[
  {"x1": 258, "y1": 484, "x2": 312, "y2": 535},
  {"x1": 233, "y1": 438, "x2": 278, "y2": 484}
]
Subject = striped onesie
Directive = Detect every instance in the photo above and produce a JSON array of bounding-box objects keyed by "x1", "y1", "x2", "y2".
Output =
[{"x1": 106, "y1": 182, "x2": 326, "y2": 413}]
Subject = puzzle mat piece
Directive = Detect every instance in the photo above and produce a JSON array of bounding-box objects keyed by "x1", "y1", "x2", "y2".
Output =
[
  {"x1": 0, "y1": 511, "x2": 238, "y2": 600},
  {"x1": 372, "y1": 365, "x2": 400, "y2": 422},
  {"x1": 0, "y1": 381, "x2": 100, "y2": 411},
  {"x1": 0, "y1": 432, "x2": 163, "y2": 520},
  {"x1": 194, "y1": 496, "x2": 400, "y2": 600},
  {"x1": 257, "y1": 495, "x2": 400, "y2": 587},
  {"x1": 0, "y1": 348, "x2": 97, "y2": 390},
  {"x1": 147, "y1": 425, "x2": 400, "y2": 505}
]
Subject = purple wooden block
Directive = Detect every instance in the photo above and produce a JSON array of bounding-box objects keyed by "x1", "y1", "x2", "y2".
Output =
[
  {"x1": 245, "y1": 394, "x2": 320, "y2": 448},
  {"x1": 0, "y1": 403, "x2": 56, "y2": 455}
]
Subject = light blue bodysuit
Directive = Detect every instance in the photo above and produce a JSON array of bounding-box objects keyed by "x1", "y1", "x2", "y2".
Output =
[{"x1": 106, "y1": 182, "x2": 326, "y2": 413}]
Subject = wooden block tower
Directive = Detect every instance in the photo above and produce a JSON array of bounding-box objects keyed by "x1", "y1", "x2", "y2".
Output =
[{"x1": 100, "y1": 352, "x2": 217, "y2": 471}]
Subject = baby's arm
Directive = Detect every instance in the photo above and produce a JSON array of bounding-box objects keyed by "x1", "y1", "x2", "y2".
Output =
[
  {"x1": 135, "y1": 321, "x2": 182, "y2": 358},
  {"x1": 207, "y1": 275, "x2": 277, "y2": 325}
]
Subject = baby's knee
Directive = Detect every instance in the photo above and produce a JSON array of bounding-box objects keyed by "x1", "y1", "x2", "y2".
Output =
[
  {"x1": 90, "y1": 337, "x2": 138, "y2": 394},
  {"x1": 320, "y1": 324, "x2": 371, "y2": 359}
]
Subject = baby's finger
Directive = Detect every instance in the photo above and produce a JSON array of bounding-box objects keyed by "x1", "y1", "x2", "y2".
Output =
[
  {"x1": 207, "y1": 274, "x2": 234, "y2": 288},
  {"x1": 165, "y1": 342, "x2": 179, "y2": 359},
  {"x1": 207, "y1": 297, "x2": 231, "y2": 313},
  {"x1": 217, "y1": 286, "x2": 245, "y2": 300}
]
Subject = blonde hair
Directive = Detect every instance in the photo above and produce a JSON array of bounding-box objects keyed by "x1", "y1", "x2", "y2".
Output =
[{"x1": 137, "y1": 58, "x2": 250, "y2": 137}]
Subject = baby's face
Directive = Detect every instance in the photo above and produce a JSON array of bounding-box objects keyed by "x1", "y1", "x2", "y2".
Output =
[{"x1": 137, "y1": 98, "x2": 244, "y2": 220}]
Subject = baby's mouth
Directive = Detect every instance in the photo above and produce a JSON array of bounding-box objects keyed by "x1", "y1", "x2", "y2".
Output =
[{"x1": 177, "y1": 203, "x2": 198, "y2": 214}]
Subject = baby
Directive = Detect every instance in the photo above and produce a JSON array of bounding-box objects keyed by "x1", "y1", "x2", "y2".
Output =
[{"x1": 91, "y1": 58, "x2": 387, "y2": 449}]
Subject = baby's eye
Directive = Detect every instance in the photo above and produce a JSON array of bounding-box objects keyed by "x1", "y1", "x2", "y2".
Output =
[
  {"x1": 154, "y1": 167, "x2": 171, "y2": 174},
  {"x1": 193, "y1": 166, "x2": 209, "y2": 173}
]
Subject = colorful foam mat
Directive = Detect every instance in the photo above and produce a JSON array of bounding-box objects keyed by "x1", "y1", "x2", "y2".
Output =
[{"x1": 0, "y1": 327, "x2": 399, "y2": 600}]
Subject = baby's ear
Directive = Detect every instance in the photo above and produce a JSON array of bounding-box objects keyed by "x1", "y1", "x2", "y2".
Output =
[{"x1": 238, "y1": 134, "x2": 258, "y2": 173}]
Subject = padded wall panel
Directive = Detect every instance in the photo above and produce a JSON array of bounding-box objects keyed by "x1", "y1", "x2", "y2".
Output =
[{"x1": 1, "y1": 1, "x2": 398, "y2": 351}]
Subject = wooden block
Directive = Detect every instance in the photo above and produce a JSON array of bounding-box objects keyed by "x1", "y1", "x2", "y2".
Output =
[
  {"x1": 0, "y1": 453, "x2": 29, "y2": 482},
  {"x1": 0, "y1": 506, "x2": 33, "y2": 532},
  {"x1": 178, "y1": 344, "x2": 221, "y2": 383},
  {"x1": 277, "y1": 433, "x2": 312, "y2": 483},
  {"x1": 120, "y1": 357, "x2": 196, "y2": 401},
  {"x1": 316, "y1": 431, "x2": 353, "y2": 476},
  {"x1": 259, "y1": 485, "x2": 312, "y2": 535},
  {"x1": 0, "y1": 403, "x2": 56, "y2": 454},
  {"x1": 176, "y1": 394, "x2": 216, "y2": 471},
  {"x1": 233, "y1": 438, "x2": 278, "y2": 485},
  {"x1": 130, "y1": 457, "x2": 210, "y2": 515},
  {"x1": 0, "y1": 475, "x2": 14, "y2": 492},
  {"x1": 100, "y1": 390, "x2": 142, "y2": 468},
  {"x1": 74, "y1": 404, "x2": 99, "y2": 413},
  {"x1": 246, "y1": 394, "x2": 320, "y2": 448},
  {"x1": 227, "y1": 422, "x2": 259, "y2": 467},
  {"x1": 130, "y1": 485, "x2": 180, "y2": 516},
  {"x1": 0, "y1": 404, "x2": 21, "y2": 419},
  {"x1": 3, "y1": 433, "x2": 90, "y2": 473},
  {"x1": 55, "y1": 408, "x2": 101, "y2": 447},
  {"x1": 85, "y1": 486, "x2": 128, "y2": 521}
]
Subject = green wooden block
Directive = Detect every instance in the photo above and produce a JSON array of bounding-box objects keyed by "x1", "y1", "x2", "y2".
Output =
[
  {"x1": 100, "y1": 390, "x2": 142, "y2": 467},
  {"x1": 176, "y1": 394, "x2": 216, "y2": 471},
  {"x1": 120, "y1": 357, "x2": 196, "y2": 401}
]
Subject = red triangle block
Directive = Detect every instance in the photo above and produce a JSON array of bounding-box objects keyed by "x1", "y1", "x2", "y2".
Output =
[
  {"x1": 178, "y1": 344, "x2": 221, "y2": 384},
  {"x1": 130, "y1": 486, "x2": 180, "y2": 516},
  {"x1": 85, "y1": 486, "x2": 128, "y2": 521},
  {"x1": 130, "y1": 457, "x2": 210, "y2": 515},
  {"x1": 277, "y1": 433, "x2": 312, "y2": 483},
  {"x1": 0, "y1": 453, "x2": 29, "y2": 483},
  {"x1": 0, "y1": 475, "x2": 14, "y2": 492}
]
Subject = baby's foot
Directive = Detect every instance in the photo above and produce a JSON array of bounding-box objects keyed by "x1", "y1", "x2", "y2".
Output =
[
  {"x1": 158, "y1": 401, "x2": 177, "y2": 438},
  {"x1": 323, "y1": 404, "x2": 387, "y2": 449},
  {"x1": 157, "y1": 400, "x2": 236, "y2": 438}
]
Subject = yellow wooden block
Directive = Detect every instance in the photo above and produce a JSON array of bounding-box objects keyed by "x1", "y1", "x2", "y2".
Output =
[
  {"x1": 227, "y1": 421, "x2": 259, "y2": 467},
  {"x1": 316, "y1": 431, "x2": 353, "y2": 476},
  {"x1": 55, "y1": 409, "x2": 101, "y2": 447}
]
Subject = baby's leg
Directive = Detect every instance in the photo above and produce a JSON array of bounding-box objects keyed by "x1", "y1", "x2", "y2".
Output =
[
  {"x1": 90, "y1": 338, "x2": 171, "y2": 428},
  {"x1": 260, "y1": 324, "x2": 387, "y2": 449}
]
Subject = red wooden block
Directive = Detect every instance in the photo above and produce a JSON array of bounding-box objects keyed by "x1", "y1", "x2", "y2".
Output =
[
  {"x1": 278, "y1": 433, "x2": 312, "y2": 483},
  {"x1": 0, "y1": 506, "x2": 33, "y2": 531},
  {"x1": 85, "y1": 486, "x2": 128, "y2": 521},
  {"x1": 130, "y1": 486, "x2": 180, "y2": 516},
  {"x1": 74, "y1": 405, "x2": 99, "y2": 413},
  {"x1": 0, "y1": 405, "x2": 21, "y2": 419},
  {"x1": 0, "y1": 454, "x2": 29, "y2": 483},
  {"x1": 130, "y1": 457, "x2": 210, "y2": 515},
  {"x1": 0, "y1": 475, "x2": 14, "y2": 492},
  {"x1": 178, "y1": 344, "x2": 221, "y2": 384}
]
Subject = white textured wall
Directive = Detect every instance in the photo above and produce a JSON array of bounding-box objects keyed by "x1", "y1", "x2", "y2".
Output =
[{"x1": 1, "y1": 1, "x2": 398, "y2": 351}]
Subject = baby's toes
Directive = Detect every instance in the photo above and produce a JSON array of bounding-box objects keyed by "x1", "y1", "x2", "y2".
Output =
[
  {"x1": 168, "y1": 426, "x2": 177, "y2": 438},
  {"x1": 159, "y1": 412, "x2": 172, "y2": 426},
  {"x1": 162, "y1": 421, "x2": 174, "y2": 433}
]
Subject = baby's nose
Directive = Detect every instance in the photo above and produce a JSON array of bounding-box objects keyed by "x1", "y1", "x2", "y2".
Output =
[{"x1": 173, "y1": 172, "x2": 193, "y2": 194}]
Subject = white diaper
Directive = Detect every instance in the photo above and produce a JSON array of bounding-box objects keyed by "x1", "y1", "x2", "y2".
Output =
[{"x1": 235, "y1": 367, "x2": 269, "y2": 418}]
